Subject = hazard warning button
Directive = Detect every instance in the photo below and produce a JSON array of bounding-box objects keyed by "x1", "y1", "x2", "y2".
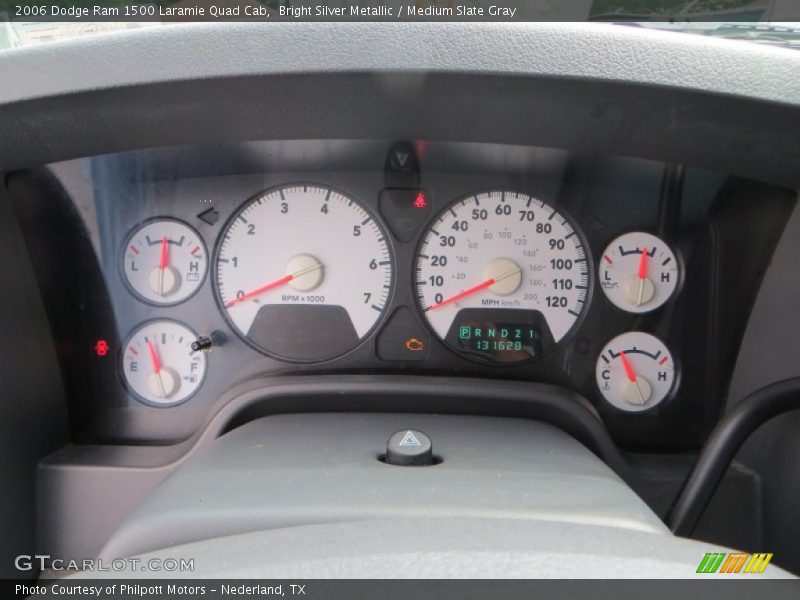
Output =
[{"x1": 384, "y1": 429, "x2": 434, "y2": 466}]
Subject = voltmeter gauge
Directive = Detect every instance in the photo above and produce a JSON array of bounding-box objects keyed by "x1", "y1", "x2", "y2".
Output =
[
  {"x1": 596, "y1": 331, "x2": 678, "y2": 412},
  {"x1": 123, "y1": 219, "x2": 208, "y2": 305},
  {"x1": 122, "y1": 320, "x2": 207, "y2": 406},
  {"x1": 599, "y1": 232, "x2": 679, "y2": 313}
]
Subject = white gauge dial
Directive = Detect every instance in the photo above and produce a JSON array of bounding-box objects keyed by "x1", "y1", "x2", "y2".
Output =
[
  {"x1": 123, "y1": 219, "x2": 207, "y2": 305},
  {"x1": 122, "y1": 320, "x2": 207, "y2": 406},
  {"x1": 215, "y1": 184, "x2": 392, "y2": 362},
  {"x1": 596, "y1": 332, "x2": 677, "y2": 412},
  {"x1": 599, "y1": 232, "x2": 679, "y2": 313},
  {"x1": 415, "y1": 191, "x2": 590, "y2": 363}
]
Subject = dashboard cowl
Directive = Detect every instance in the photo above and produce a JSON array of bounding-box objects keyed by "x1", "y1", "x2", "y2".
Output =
[{"x1": 98, "y1": 413, "x2": 665, "y2": 562}]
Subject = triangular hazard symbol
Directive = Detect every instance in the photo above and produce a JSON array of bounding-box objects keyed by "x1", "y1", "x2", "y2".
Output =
[{"x1": 399, "y1": 430, "x2": 421, "y2": 447}]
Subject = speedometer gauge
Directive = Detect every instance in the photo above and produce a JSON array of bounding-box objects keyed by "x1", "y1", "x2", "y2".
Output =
[
  {"x1": 215, "y1": 184, "x2": 392, "y2": 362},
  {"x1": 415, "y1": 191, "x2": 590, "y2": 364}
]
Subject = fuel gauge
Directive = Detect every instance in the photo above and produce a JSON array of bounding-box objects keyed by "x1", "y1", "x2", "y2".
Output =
[
  {"x1": 596, "y1": 331, "x2": 678, "y2": 412},
  {"x1": 122, "y1": 320, "x2": 207, "y2": 406},
  {"x1": 123, "y1": 219, "x2": 207, "y2": 305}
]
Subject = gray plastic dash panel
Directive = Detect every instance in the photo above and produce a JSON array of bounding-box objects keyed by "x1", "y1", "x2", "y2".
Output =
[
  {"x1": 100, "y1": 413, "x2": 666, "y2": 561},
  {"x1": 81, "y1": 518, "x2": 797, "y2": 579},
  {"x1": 1, "y1": 23, "x2": 800, "y2": 186}
]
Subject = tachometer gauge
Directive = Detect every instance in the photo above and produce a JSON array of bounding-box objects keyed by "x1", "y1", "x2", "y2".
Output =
[
  {"x1": 215, "y1": 184, "x2": 392, "y2": 362},
  {"x1": 599, "y1": 232, "x2": 680, "y2": 313},
  {"x1": 595, "y1": 331, "x2": 677, "y2": 412},
  {"x1": 415, "y1": 191, "x2": 590, "y2": 364},
  {"x1": 122, "y1": 219, "x2": 207, "y2": 305},
  {"x1": 122, "y1": 320, "x2": 207, "y2": 406}
]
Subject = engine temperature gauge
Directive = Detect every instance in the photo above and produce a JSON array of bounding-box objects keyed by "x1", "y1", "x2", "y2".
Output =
[
  {"x1": 599, "y1": 232, "x2": 679, "y2": 313},
  {"x1": 122, "y1": 320, "x2": 207, "y2": 406},
  {"x1": 123, "y1": 219, "x2": 208, "y2": 305},
  {"x1": 596, "y1": 331, "x2": 677, "y2": 412}
]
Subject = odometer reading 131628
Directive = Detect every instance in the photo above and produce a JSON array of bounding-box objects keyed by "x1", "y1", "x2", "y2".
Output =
[{"x1": 415, "y1": 191, "x2": 590, "y2": 364}]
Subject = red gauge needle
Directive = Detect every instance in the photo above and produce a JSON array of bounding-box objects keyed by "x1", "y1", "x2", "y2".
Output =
[
  {"x1": 155, "y1": 236, "x2": 171, "y2": 296},
  {"x1": 638, "y1": 246, "x2": 649, "y2": 280},
  {"x1": 619, "y1": 350, "x2": 638, "y2": 382},
  {"x1": 225, "y1": 274, "x2": 295, "y2": 308},
  {"x1": 426, "y1": 278, "x2": 496, "y2": 312},
  {"x1": 159, "y1": 236, "x2": 169, "y2": 270},
  {"x1": 147, "y1": 339, "x2": 169, "y2": 399},
  {"x1": 226, "y1": 258, "x2": 324, "y2": 308},
  {"x1": 620, "y1": 350, "x2": 648, "y2": 406},
  {"x1": 147, "y1": 340, "x2": 162, "y2": 374},
  {"x1": 633, "y1": 246, "x2": 650, "y2": 306}
]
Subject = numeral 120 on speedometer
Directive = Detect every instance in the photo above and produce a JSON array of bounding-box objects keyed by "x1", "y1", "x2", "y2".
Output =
[{"x1": 415, "y1": 191, "x2": 590, "y2": 363}]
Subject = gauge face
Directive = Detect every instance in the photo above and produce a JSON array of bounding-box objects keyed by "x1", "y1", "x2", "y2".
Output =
[
  {"x1": 415, "y1": 191, "x2": 590, "y2": 364},
  {"x1": 123, "y1": 219, "x2": 208, "y2": 305},
  {"x1": 215, "y1": 184, "x2": 392, "y2": 362},
  {"x1": 599, "y1": 232, "x2": 679, "y2": 313},
  {"x1": 596, "y1": 332, "x2": 677, "y2": 412},
  {"x1": 122, "y1": 320, "x2": 207, "y2": 406}
]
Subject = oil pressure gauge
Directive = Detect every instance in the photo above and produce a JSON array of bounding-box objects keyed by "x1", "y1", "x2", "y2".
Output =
[
  {"x1": 596, "y1": 331, "x2": 678, "y2": 412},
  {"x1": 599, "y1": 232, "x2": 679, "y2": 313},
  {"x1": 123, "y1": 219, "x2": 208, "y2": 305},
  {"x1": 122, "y1": 320, "x2": 207, "y2": 406}
]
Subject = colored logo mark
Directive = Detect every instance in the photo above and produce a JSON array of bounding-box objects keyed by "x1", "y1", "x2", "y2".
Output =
[{"x1": 696, "y1": 552, "x2": 773, "y2": 574}]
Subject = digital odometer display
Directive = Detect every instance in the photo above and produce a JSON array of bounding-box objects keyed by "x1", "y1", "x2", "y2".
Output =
[
  {"x1": 415, "y1": 191, "x2": 590, "y2": 364},
  {"x1": 448, "y1": 313, "x2": 549, "y2": 363}
]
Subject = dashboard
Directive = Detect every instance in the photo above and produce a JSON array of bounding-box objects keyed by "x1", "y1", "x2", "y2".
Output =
[
  {"x1": 3, "y1": 21, "x2": 800, "y2": 579},
  {"x1": 7, "y1": 139, "x2": 794, "y2": 449}
]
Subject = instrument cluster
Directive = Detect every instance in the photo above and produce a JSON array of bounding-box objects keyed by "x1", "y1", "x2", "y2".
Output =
[
  {"x1": 117, "y1": 182, "x2": 682, "y2": 416},
  {"x1": 16, "y1": 139, "x2": 788, "y2": 450}
]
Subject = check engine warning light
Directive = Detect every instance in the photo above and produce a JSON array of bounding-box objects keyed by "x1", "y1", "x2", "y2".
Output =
[
  {"x1": 404, "y1": 338, "x2": 425, "y2": 352},
  {"x1": 94, "y1": 339, "x2": 110, "y2": 357},
  {"x1": 413, "y1": 192, "x2": 428, "y2": 209}
]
